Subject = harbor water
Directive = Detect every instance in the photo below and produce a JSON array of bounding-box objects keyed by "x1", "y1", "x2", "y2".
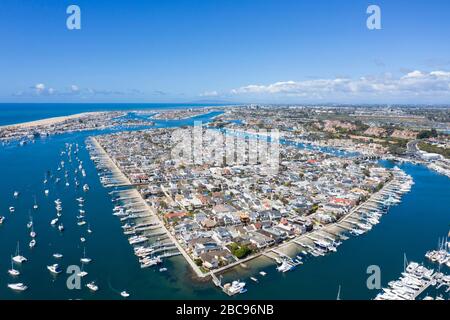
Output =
[{"x1": 0, "y1": 106, "x2": 449, "y2": 300}]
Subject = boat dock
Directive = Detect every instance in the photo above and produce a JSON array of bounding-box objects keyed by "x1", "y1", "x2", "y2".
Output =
[{"x1": 87, "y1": 137, "x2": 132, "y2": 187}]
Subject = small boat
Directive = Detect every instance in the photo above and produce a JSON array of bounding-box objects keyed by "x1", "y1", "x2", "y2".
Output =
[
  {"x1": 9, "y1": 207, "x2": 15, "y2": 213},
  {"x1": 13, "y1": 191, "x2": 20, "y2": 198},
  {"x1": 80, "y1": 248, "x2": 92, "y2": 264},
  {"x1": 224, "y1": 280, "x2": 247, "y2": 295},
  {"x1": 86, "y1": 281, "x2": 99, "y2": 292},
  {"x1": 120, "y1": 291, "x2": 130, "y2": 298},
  {"x1": 8, "y1": 259, "x2": 20, "y2": 276},
  {"x1": 87, "y1": 224, "x2": 92, "y2": 234},
  {"x1": 83, "y1": 184, "x2": 90, "y2": 192},
  {"x1": 77, "y1": 270, "x2": 88, "y2": 278},
  {"x1": 7, "y1": 283, "x2": 28, "y2": 291},
  {"x1": 30, "y1": 227, "x2": 36, "y2": 238},
  {"x1": 12, "y1": 242, "x2": 27, "y2": 264},
  {"x1": 29, "y1": 239, "x2": 36, "y2": 248},
  {"x1": 0, "y1": 216, "x2": 5, "y2": 224},
  {"x1": 259, "y1": 271, "x2": 267, "y2": 276},
  {"x1": 77, "y1": 220, "x2": 86, "y2": 226},
  {"x1": 80, "y1": 237, "x2": 86, "y2": 242},
  {"x1": 58, "y1": 224, "x2": 64, "y2": 232},
  {"x1": 159, "y1": 267, "x2": 167, "y2": 272},
  {"x1": 44, "y1": 190, "x2": 49, "y2": 196},
  {"x1": 47, "y1": 264, "x2": 62, "y2": 274},
  {"x1": 33, "y1": 196, "x2": 38, "y2": 210},
  {"x1": 250, "y1": 277, "x2": 258, "y2": 282},
  {"x1": 50, "y1": 218, "x2": 59, "y2": 226},
  {"x1": 27, "y1": 217, "x2": 33, "y2": 229},
  {"x1": 53, "y1": 253, "x2": 63, "y2": 259}
]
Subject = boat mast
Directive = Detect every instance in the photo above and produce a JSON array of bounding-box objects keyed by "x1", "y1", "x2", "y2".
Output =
[{"x1": 403, "y1": 253, "x2": 408, "y2": 272}]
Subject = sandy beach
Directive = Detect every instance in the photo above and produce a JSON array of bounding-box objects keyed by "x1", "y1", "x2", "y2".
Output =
[{"x1": 0, "y1": 112, "x2": 102, "y2": 129}]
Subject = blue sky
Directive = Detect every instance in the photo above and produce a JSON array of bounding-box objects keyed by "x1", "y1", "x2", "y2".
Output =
[{"x1": 0, "y1": 0, "x2": 449, "y2": 104}]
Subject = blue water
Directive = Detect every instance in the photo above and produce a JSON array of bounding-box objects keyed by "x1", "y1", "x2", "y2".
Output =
[
  {"x1": 0, "y1": 103, "x2": 230, "y2": 126},
  {"x1": 0, "y1": 106, "x2": 449, "y2": 300}
]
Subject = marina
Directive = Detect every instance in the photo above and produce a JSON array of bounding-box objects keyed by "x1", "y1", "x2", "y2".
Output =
[{"x1": 375, "y1": 246, "x2": 450, "y2": 300}]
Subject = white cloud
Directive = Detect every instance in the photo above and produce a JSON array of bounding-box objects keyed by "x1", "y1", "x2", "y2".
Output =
[
  {"x1": 35, "y1": 83, "x2": 45, "y2": 91},
  {"x1": 32, "y1": 83, "x2": 55, "y2": 95},
  {"x1": 200, "y1": 90, "x2": 219, "y2": 97},
  {"x1": 229, "y1": 70, "x2": 450, "y2": 101},
  {"x1": 16, "y1": 84, "x2": 141, "y2": 98}
]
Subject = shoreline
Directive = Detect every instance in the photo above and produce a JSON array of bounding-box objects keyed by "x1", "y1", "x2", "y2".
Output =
[
  {"x1": 0, "y1": 112, "x2": 103, "y2": 129},
  {"x1": 89, "y1": 136, "x2": 207, "y2": 278}
]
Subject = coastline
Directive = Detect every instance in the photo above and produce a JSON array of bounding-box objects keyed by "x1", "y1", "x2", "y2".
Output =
[
  {"x1": 0, "y1": 112, "x2": 102, "y2": 129},
  {"x1": 89, "y1": 136, "x2": 207, "y2": 278}
]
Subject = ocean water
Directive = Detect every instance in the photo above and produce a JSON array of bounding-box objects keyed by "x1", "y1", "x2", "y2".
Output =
[{"x1": 0, "y1": 107, "x2": 449, "y2": 300}]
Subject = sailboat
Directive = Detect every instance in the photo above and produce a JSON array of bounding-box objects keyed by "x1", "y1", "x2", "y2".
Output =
[
  {"x1": 30, "y1": 224, "x2": 36, "y2": 238},
  {"x1": 77, "y1": 264, "x2": 88, "y2": 278},
  {"x1": 80, "y1": 247, "x2": 92, "y2": 264},
  {"x1": 12, "y1": 242, "x2": 27, "y2": 263},
  {"x1": 27, "y1": 216, "x2": 33, "y2": 229},
  {"x1": 33, "y1": 196, "x2": 38, "y2": 210},
  {"x1": 8, "y1": 258, "x2": 20, "y2": 276}
]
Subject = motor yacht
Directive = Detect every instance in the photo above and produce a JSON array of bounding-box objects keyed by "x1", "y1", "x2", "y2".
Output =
[
  {"x1": 86, "y1": 281, "x2": 99, "y2": 292},
  {"x1": 7, "y1": 283, "x2": 28, "y2": 291},
  {"x1": 47, "y1": 264, "x2": 62, "y2": 274}
]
